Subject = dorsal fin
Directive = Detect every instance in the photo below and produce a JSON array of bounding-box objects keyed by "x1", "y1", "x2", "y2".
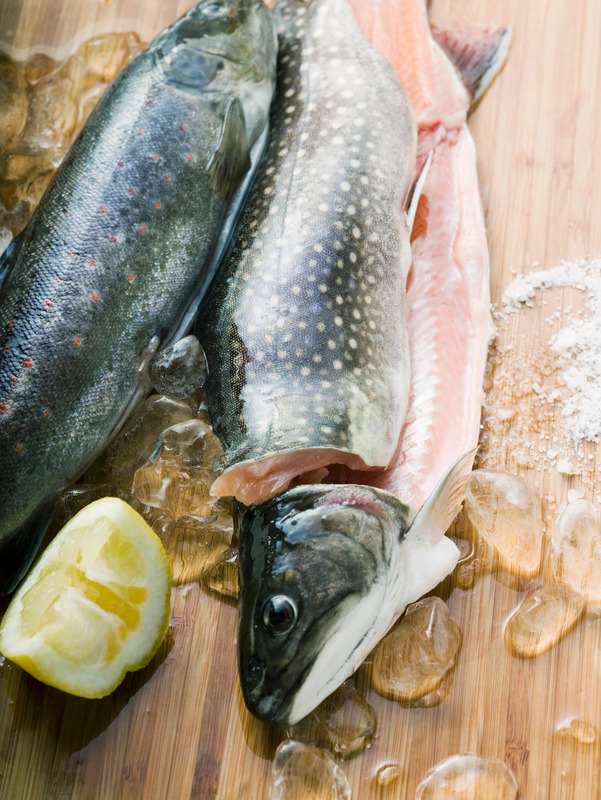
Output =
[{"x1": 431, "y1": 25, "x2": 512, "y2": 112}]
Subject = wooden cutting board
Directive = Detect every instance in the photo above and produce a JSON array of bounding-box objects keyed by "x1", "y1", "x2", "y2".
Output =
[{"x1": 2, "y1": 0, "x2": 601, "y2": 798}]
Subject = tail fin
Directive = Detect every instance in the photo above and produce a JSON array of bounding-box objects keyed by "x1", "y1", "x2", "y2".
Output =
[{"x1": 431, "y1": 26, "x2": 512, "y2": 111}]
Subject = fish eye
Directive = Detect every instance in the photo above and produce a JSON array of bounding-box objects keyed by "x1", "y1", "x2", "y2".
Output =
[
  {"x1": 261, "y1": 595, "x2": 298, "y2": 636},
  {"x1": 201, "y1": 1, "x2": 226, "y2": 15}
]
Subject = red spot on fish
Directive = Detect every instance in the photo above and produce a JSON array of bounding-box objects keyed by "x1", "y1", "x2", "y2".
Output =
[
  {"x1": 73, "y1": 337, "x2": 82, "y2": 345},
  {"x1": 126, "y1": 188, "x2": 136, "y2": 194},
  {"x1": 90, "y1": 259, "x2": 96, "y2": 265},
  {"x1": 186, "y1": 154, "x2": 193, "y2": 161},
  {"x1": 67, "y1": 252, "x2": 76, "y2": 257},
  {"x1": 10, "y1": 376, "x2": 17, "y2": 383},
  {"x1": 55, "y1": 278, "x2": 63, "y2": 285},
  {"x1": 110, "y1": 236, "x2": 118, "y2": 243},
  {"x1": 164, "y1": 176, "x2": 171, "y2": 182},
  {"x1": 410, "y1": 195, "x2": 429, "y2": 244},
  {"x1": 150, "y1": 154, "x2": 159, "y2": 161},
  {"x1": 100, "y1": 206, "x2": 108, "y2": 213},
  {"x1": 0, "y1": 404, "x2": 8, "y2": 413},
  {"x1": 66, "y1": 211, "x2": 72, "y2": 216},
  {"x1": 23, "y1": 358, "x2": 33, "y2": 368},
  {"x1": 138, "y1": 129, "x2": 145, "y2": 135},
  {"x1": 119, "y1": 161, "x2": 126, "y2": 167},
  {"x1": 128, "y1": 274, "x2": 135, "y2": 283},
  {"x1": 44, "y1": 300, "x2": 53, "y2": 307},
  {"x1": 15, "y1": 444, "x2": 23, "y2": 454},
  {"x1": 7, "y1": 321, "x2": 14, "y2": 329},
  {"x1": 181, "y1": 125, "x2": 187, "y2": 132},
  {"x1": 91, "y1": 293, "x2": 100, "y2": 301},
  {"x1": 3, "y1": 346, "x2": 10, "y2": 352},
  {"x1": 155, "y1": 203, "x2": 162, "y2": 209},
  {"x1": 44, "y1": 409, "x2": 50, "y2": 417},
  {"x1": 140, "y1": 226, "x2": 147, "y2": 232}
]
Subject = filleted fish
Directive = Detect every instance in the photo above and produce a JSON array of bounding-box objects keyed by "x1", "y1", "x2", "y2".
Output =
[
  {"x1": 197, "y1": 0, "x2": 476, "y2": 728},
  {"x1": 0, "y1": 0, "x2": 277, "y2": 594}
]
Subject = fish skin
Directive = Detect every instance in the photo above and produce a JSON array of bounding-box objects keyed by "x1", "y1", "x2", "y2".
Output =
[
  {"x1": 348, "y1": 0, "x2": 511, "y2": 508},
  {"x1": 237, "y1": 450, "x2": 474, "y2": 727},
  {"x1": 197, "y1": 0, "x2": 417, "y2": 506},
  {"x1": 0, "y1": 0, "x2": 277, "y2": 594}
]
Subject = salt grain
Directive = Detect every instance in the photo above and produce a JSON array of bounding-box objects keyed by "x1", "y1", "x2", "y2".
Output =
[{"x1": 502, "y1": 257, "x2": 601, "y2": 444}]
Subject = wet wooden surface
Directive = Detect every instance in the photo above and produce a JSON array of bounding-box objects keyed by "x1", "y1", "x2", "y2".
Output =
[{"x1": 1, "y1": 0, "x2": 601, "y2": 798}]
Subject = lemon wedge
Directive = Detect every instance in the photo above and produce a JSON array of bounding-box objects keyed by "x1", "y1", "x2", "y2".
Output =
[{"x1": 0, "y1": 497, "x2": 171, "y2": 698}]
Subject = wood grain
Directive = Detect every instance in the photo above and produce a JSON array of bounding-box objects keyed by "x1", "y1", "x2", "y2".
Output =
[{"x1": 1, "y1": 0, "x2": 601, "y2": 798}]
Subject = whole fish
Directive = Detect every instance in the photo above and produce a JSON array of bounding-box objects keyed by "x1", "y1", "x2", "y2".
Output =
[
  {"x1": 198, "y1": 0, "x2": 417, "y2": 508},
  {"x1": 0, "y1": 0, "x2": 277, "y2": 594},
  {"x1": 197, "y1": 0, "x2": 473, "y2": 727}
]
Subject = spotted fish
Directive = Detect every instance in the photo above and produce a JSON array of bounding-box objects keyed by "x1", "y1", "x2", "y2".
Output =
[
  {"x1": 197, "y1": 0, "x2": 480, "y2": 728},
  {"x1": 197, "y1": 0, "x2": 417, "y2": 507},
  {"x1": 0, "y1": 0, "x2": 277, "y2": 594}
]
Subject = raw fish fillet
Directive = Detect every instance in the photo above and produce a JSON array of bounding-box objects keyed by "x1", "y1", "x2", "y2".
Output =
[{"x1": 349, "y1": 0, "x2": 510, "y2": 508}]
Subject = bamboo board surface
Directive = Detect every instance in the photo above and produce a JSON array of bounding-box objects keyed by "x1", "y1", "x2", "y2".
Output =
[{"x1": 1, "y1": 0, "x2": 601, "y2": 798}]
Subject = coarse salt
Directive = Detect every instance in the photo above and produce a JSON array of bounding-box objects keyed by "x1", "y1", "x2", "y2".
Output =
[{"x1": 502, "y1": 257, "x2": 601, "y2": 444}]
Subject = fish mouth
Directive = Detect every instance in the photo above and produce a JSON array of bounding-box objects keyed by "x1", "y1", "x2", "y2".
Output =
[{"x1": 238, "y1": 652, "x2": 318, "y2": 728}]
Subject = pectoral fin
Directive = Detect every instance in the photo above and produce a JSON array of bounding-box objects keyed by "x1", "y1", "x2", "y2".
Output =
[
  {"x1": 208, "y1": 96, "x2": 251, "y2": 200},
  {"x1": 407, "y1": 449, "x2": 477, "y2": 544}
]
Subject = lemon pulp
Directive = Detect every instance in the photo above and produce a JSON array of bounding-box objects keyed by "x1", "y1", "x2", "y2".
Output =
[{"x1": 0, "y1": 497, "x2": 172, "y2": 698}]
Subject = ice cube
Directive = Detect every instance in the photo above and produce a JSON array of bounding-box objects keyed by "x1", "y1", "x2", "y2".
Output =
[
  {"x1": 374, "y1": 763, "x2": 402, "y2": 788},
  {"x1": 78, "y1": 33, "x2": 142, "y2": 83},
  {"x1": 371, "y1": 597, "x2": 461, "y2": 702},
  {"x1": 414, "y1": 754, "x2": 518, "y2": 800},
  {"x1": 161, "y1": 514, "x2": 232, "y2": 584},
  {"x1": 557, "y1": 718, "x2": 598, "y2": 745},
  {"x1": 0, "y1": 56, "x2": 28, "y2": 149},
  {"x1": 288, "y1": 679, "x2": 376, "y2": 758},
  {"x1": 149, "y1": 335, "x2": 207, "y2": 399},
  {"x1": 270, "y1": 740, "x2": 351, "y2": 800},
  {"x1": 22, "y1": 76, "x2": 78, "y2": 150},
  {"x1": 204, "y1": 547, "x2": 238, "y2": 600},
  {"x1": 131, "y1": 418, "x2": 225, "y2": 519},
  {"x1": 464, "y1": 469, "x2": 544, "y2": 577},
  {"x1": 23, "y1": 53, "x2": 58, "y2": 85},
  {"x1": 546, "y1": 499, "x2": 601, "y2": 606},
  {"x1": 504, "y1": 585, "x2": 584, "y2": 657},
  {"x1": 88, "y1": 394, "x2": 193, "y2": 490}
]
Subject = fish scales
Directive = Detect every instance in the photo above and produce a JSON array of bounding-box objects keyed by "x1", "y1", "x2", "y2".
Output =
[
  {"x1": 199, "y1": 0, "x2": 417, "y2": 506},
  {"x1": 0, "y1": 0, "x2": 277, "y2": 593}
]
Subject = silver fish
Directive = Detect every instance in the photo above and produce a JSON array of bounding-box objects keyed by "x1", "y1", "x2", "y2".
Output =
[
  {"x1": 0, "y1": 0, "x2": 277, "y2": 594},
  {"x1": 197, "y1": 0, "x2": 417, "y2": 507}
]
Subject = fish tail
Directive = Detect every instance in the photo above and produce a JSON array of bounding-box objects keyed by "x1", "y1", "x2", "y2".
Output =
[{"x1": 431, "y1": 25, "x2": 512, "y2": 111}]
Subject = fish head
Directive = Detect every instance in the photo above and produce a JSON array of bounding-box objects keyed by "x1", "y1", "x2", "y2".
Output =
[
  {"x1": 237, "y1": 484, "x2": 409, "y2": 727},
  {"x1": 153, "y1": 1, "x2": 277, "y2": 120}
]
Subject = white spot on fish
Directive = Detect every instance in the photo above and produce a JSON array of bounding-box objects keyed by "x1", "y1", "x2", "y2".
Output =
[
  {"x1": 314, "y1": 243, "x2": 323, "y2": 253},
  {"x1": 333, "y1": 360, "x2": 343, "y2": 370},
  {"x1": 352, "y1": 227, "x2": 361, "y2": 239},
  {"x1": 340, "y1": 181, "x2": 351, "y2": 192},
  {"x1": 334, "y1": 316, "x2": 343, "y2": 326}
]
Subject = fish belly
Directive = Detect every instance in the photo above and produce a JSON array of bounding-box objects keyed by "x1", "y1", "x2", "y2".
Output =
[
  {"x1": 201, "y1": 0, "x2": 417, "y2": 506},
  {"x1": 349, "y1": 0, "x2": 495, "y2": 507}
]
